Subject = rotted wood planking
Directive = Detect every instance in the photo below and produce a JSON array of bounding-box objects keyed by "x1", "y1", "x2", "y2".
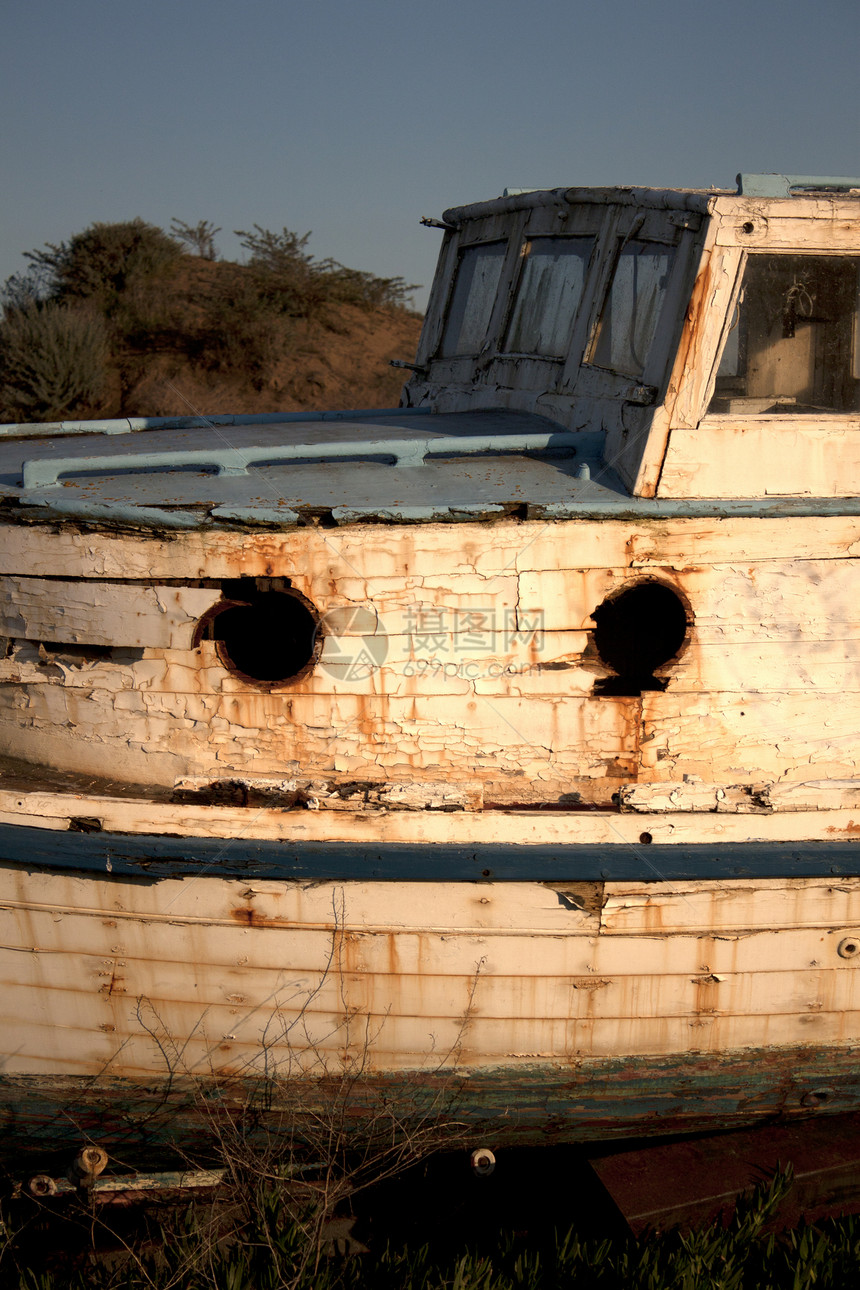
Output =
[
  {"x1": 2, "y1": 662, "x2": 857, "y2": 789},
  {"x1": 4, "y1": 786, "x2": 860, "y2": 846},
  {"x1": 4, "y1": 527, "x2": 859, "y2": 608},
  {"x1": 5, "y1": 515, "x2": 860, "y2": 581},
  {"x1": 620, "y1": 780, "x2": 860, "y2": 814},
  {"x1": 0, "y1": 683, "x2": 641, "y2": 789},
  {"x1": 3, "y1": 514, "x2": 860, "y2": 793},
  {"x1": 0, "y1": 577, "x2": 220, "y2": 649}
]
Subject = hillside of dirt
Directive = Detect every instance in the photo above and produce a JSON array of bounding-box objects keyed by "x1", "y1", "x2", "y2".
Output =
[
  {"x1": 118, "y1": 298, "x2": 423, "y2": 419},
  {"x1": 0, "y1": 219, "x2": 424, "y2": 423}
]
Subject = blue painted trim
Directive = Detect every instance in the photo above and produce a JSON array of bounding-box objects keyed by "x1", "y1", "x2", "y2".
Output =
[
  {"x1": 15, "y1": 493, "x2": 860, "y2": 533},
  {"x1": 529, "y1": 497, "x2": 860, "y2": 519},
  {"x1": 737, "y1": 173, "x2": 860, "y2": 197},
  {"x1": 2, "y1": 823, "x2": 859, "y2": 883}
]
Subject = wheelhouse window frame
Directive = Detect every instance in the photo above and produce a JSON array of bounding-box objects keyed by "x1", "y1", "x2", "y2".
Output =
[
  {"x1": 584, "y1": 233, "x2": 684, "y2": 384},
  {"x1": 437, "y1": 239, "x2": 510, "y2": 359},
  {"x1": 499, "y1": 233, "x2": 597, "y2": 361},
  {"x1": 707, "y1": 251, "x2": 860, "y2": 416},
  {"x1": 650, "y1": 197, "x2": 860, "y2": 502}
]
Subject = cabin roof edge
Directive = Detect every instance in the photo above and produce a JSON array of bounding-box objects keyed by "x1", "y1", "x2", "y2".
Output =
[{"x1": 442, "y1": 187, "x2": 716, "y2": 225}]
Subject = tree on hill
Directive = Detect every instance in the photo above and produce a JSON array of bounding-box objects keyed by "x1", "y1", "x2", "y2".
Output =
[
  {"x1": 170, "y1": 219, "x2": 221, "y2": 260},
  {"x1": 25, "y1": 219, "x2": 182, "y2": 313}
]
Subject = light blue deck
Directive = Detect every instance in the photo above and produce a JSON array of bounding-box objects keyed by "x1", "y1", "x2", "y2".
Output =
[{"x1": 2, "y1": 406, "x2": 860, "y2": 528}]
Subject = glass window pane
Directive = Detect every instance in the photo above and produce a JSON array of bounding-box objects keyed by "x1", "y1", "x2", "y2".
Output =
[
  {"x1": 590, "y1": 240, "x2": 676, "y2": 378},
  {"x1": 709, "y1": 254, "x2": 860, "y2": 413},
  {"x1": 439, "y1": 242, "x2": 506, "y2": 357},
  {"x1": 504, "y1": 236, "x2": 594, "y2": 357}
]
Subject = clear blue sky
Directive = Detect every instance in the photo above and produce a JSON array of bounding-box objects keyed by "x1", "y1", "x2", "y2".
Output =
[{"x1": 2, "y1": 0, "x2": 858, "y2": 309}]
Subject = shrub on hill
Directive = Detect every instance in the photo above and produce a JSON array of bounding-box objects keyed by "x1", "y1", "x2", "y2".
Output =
[{"x1": 0, "y1": 302, "x2": 109, "y2": 421}]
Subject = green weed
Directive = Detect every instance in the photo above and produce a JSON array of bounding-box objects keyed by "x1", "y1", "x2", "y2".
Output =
[{"x1": 4, "y1": 1166, "x2": 860, "y2": 1290}]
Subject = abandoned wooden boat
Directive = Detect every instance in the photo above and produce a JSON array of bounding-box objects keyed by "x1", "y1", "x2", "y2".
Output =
[{"x1": 2, "y1": 172, "x2": 860, "y2": 1168}]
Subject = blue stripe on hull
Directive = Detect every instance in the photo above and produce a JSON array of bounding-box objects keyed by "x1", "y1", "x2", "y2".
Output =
[{"x1": 1, "y1": 822, "x2": 859, "y2": 881}]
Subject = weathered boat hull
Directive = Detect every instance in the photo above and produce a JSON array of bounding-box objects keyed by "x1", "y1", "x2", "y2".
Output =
[
  {"x1": 3, "y1": 816, "x2": 860, "y2": 1166},
  {"x1": 4, "y1": 176, "x2": 860, "y2": 1166}
]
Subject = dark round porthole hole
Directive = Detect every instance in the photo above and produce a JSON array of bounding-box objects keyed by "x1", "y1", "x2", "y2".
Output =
[
  {"x1": 197, "y1": 579, "x2": 321, "y2": 684},
  {"x1": 591, "y1": 582, "x2": 688, "y2": 697}
]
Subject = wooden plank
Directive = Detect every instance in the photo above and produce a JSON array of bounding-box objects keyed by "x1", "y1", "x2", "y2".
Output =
[
  {"x1": 6, "y1": 516, "x2": 860, "y2": 582},
  {"x1": 712, "y1": 202, "x2": 860, "y2": 251},
  {"x1": 620, "y1": 781, "x2": 860, "y2": 815},
  {"x1": 8, "y1": 859, "x2": 860, "y2": 938},
  {"x1": 658, "y1": 425, "x2": 860, "y2": 500},
  {"x1": 3, "y1": 915, "x2": 852, "y2": 994},
  {"x1": 4, "y1": 630, "x2": 854, "y2": 698},
  {"x1": 5, "y1": 866, "x2": 860, "y2": 970},
  {"x1": 0, "y1": 681, "x2": 642, "y2": 788},
  {"x1": 660, "y1": 242, "x2": 742, "y2": 435},
  {"x1": 0, "y1": 810, "x2": 69, "y2": 830},
  {"x1": 621, "y1": 517, "x2": 860, "y2": 567},
  {"x1": 3, "y1": 941, "x2": 859, "y2": 1025},
  {"x1": 665, "y1": 652, "x2": 860, "y2": 694},
  {"x1": 680, "y1": 557, "x2": 860, "y2": 624},
  {"x1": 0, "y1": 577, "x2": 220, "y2": 648},
  {"x1": 0, "y1": 878, "x2": 599, "y2": 938},
  {"x1": 5, "y1": 782, "x2": 860, "y2": 846},
  {"x1": 640, "y1": 689, "x2": 860, "y2": 783},
  {"x1": 601, "y1": 882, "x2": 860, "y2": 934},
  {"x1": 4, "y1": 990, "x2": 860, "y2": 1073}
]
